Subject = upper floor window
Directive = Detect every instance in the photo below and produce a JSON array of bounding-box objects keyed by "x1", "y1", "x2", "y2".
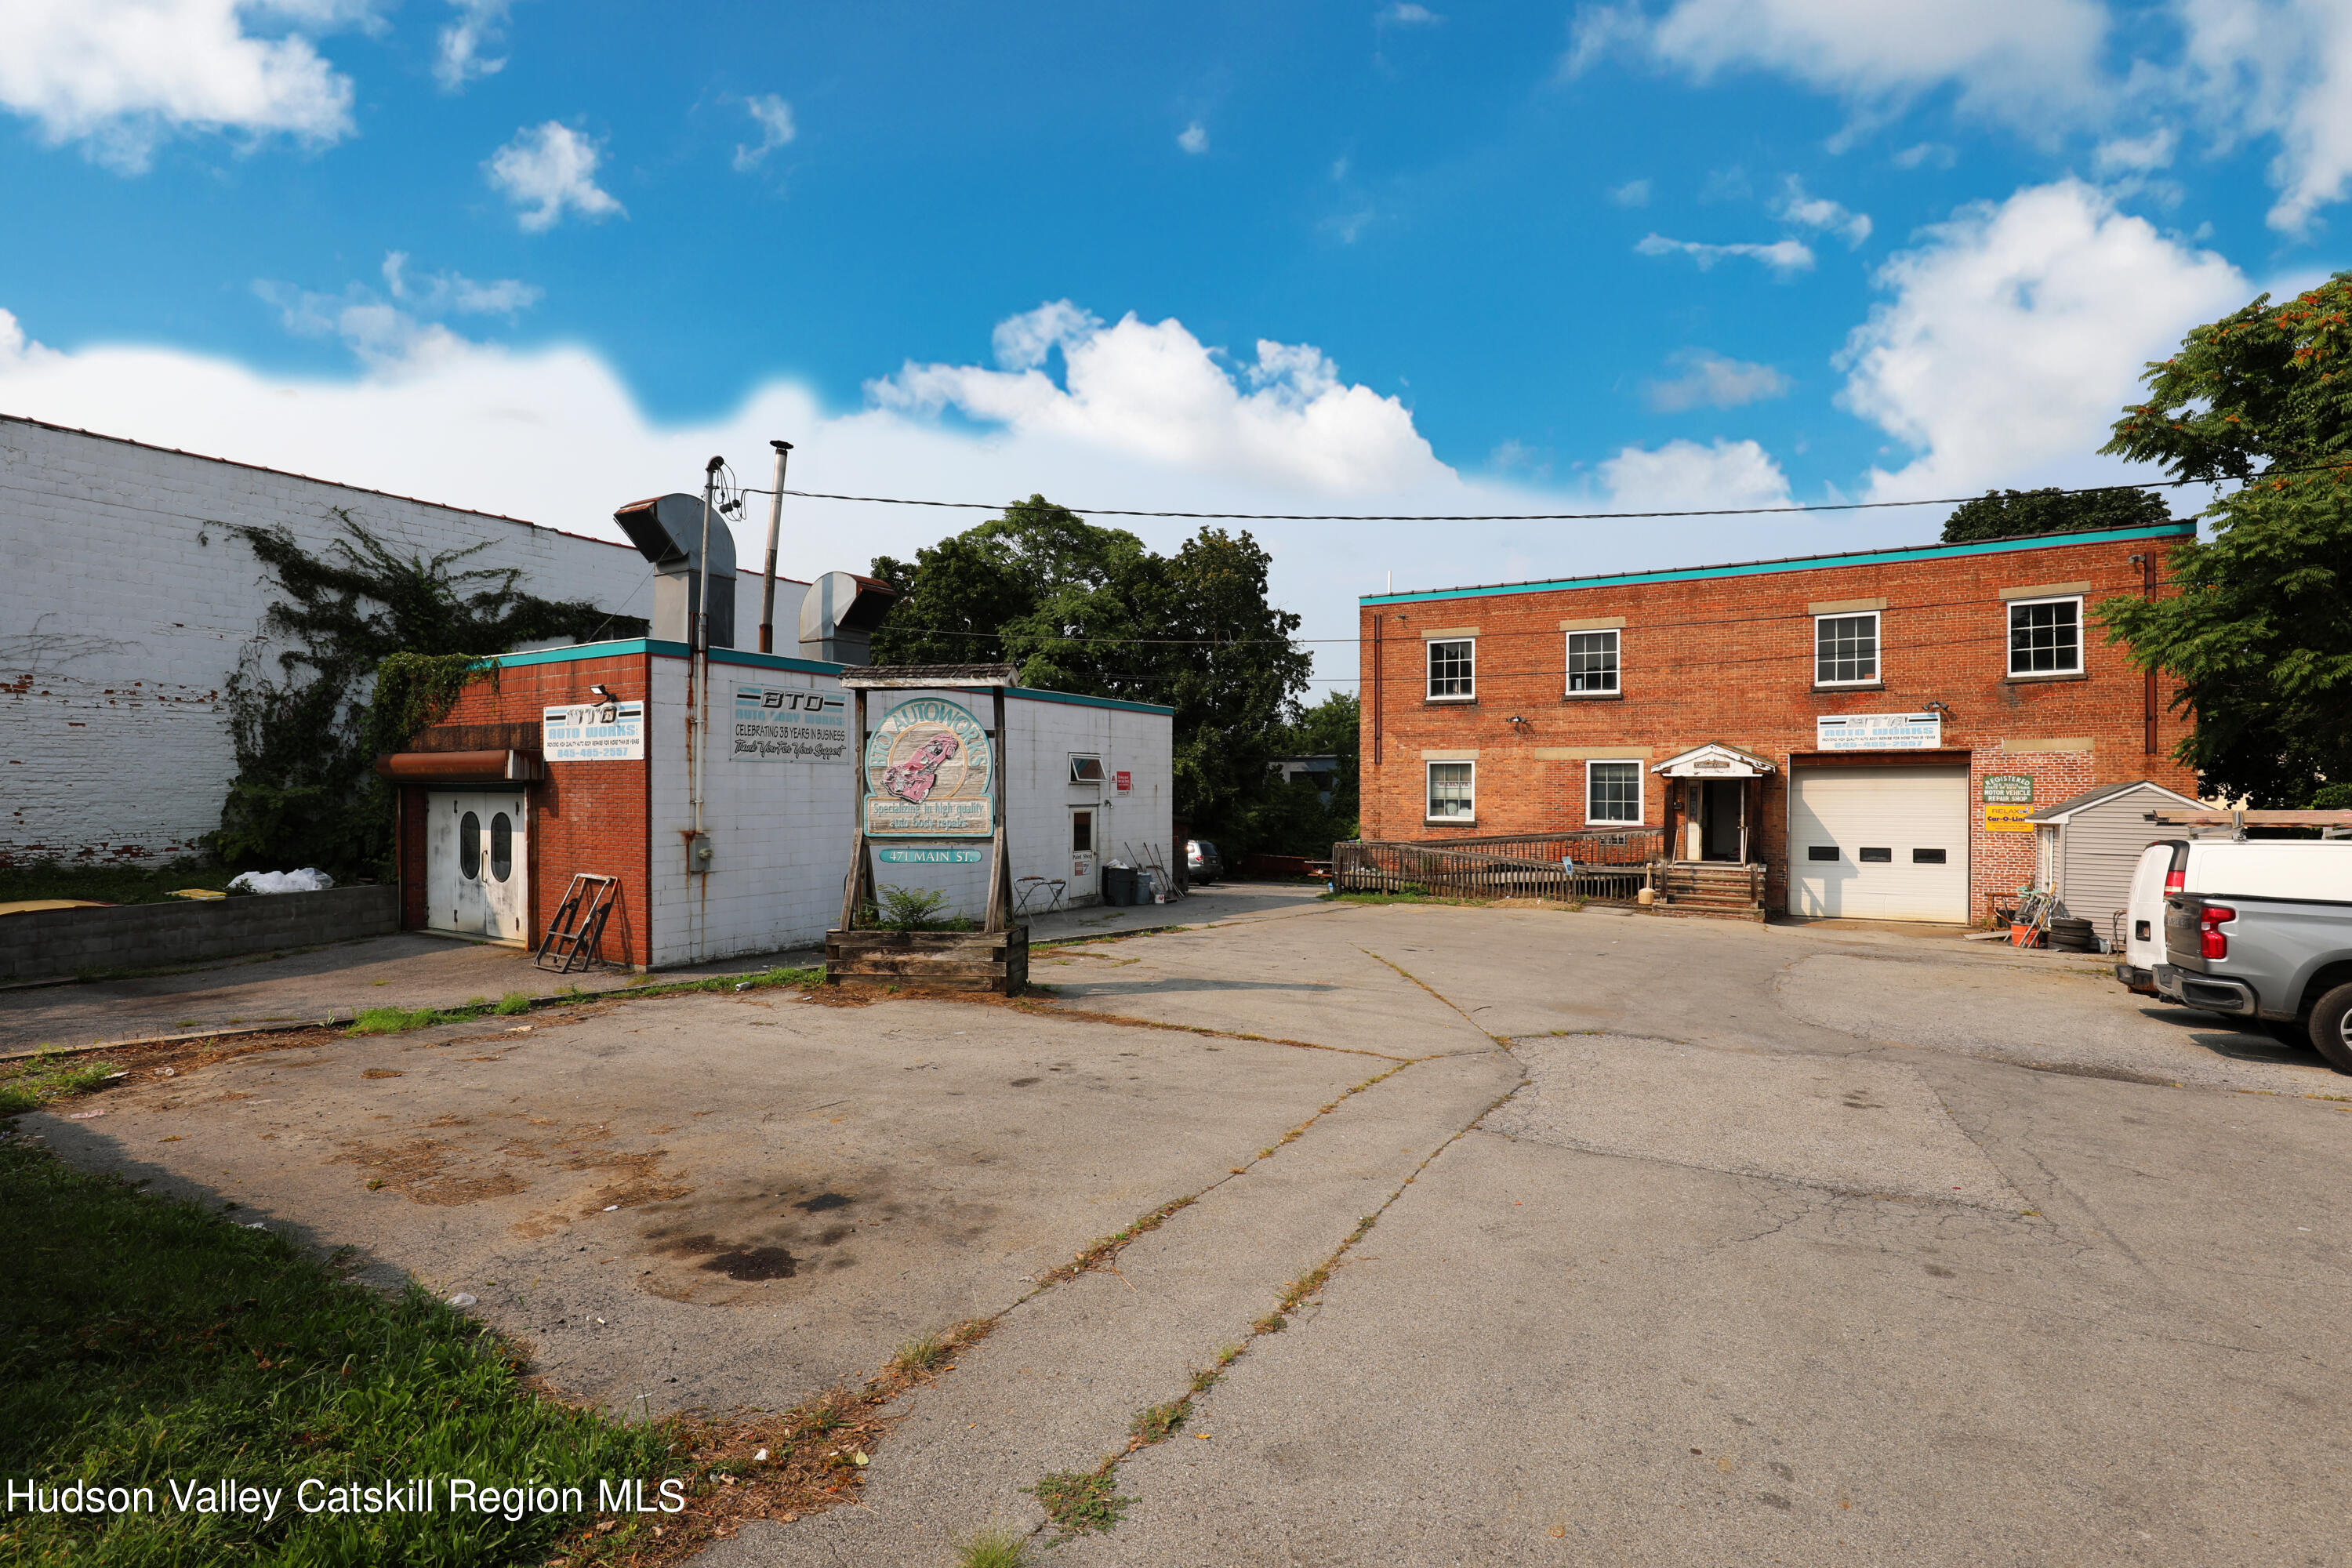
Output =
[
  {"x1": 1427, "y1": 638, "x2": 1475, "y2": 700},
  {"x1": 1566, "y1": 630, "x2": 1620, "y2": 694},
  {"x1": 2008, "y1": 597, "x2": 2082, "y2": 676},
  {"x1": 1814, "y1": 612, "x2": 1879, "y2": 686}
]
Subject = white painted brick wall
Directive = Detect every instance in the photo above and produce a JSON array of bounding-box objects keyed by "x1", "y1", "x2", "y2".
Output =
[{"x1": 0, "y1": 416, "x2": 796, "y2": 867}]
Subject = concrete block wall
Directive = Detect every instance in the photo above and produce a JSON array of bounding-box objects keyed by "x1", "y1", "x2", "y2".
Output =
[
  {"x1": 0, "y1": 414, "x2": 807, "y2": 868},
  {"x1": 1359, "y1": 525, "x2": 2198, "y2": 923},
  {"x1": 0, "y1": 885, "x2": 400, "y2": 984}
]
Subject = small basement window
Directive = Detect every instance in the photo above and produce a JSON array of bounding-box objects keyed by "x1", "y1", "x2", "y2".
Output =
[{"x1": 1069, "y1": 753, "x2": 1106, "y2": 783}]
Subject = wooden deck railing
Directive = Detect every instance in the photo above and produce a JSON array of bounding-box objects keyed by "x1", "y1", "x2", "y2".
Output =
[{"x1": 1332, "y1": 827, "x2": 1665, "y2": 905}]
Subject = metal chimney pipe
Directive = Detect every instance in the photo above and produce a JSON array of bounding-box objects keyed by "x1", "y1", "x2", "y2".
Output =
[
  {"x1": 694, "y1": 456, "x2": 723, "y2": 845},
  {"x1": 759, "y1": 441, "x2": 792, "y2": 653}
]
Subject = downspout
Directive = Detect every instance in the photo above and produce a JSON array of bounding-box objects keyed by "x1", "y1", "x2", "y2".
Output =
[
  {"x1": 2134, "y1": 550, "x2": 2158, "y2": 755},
  {"x1": 758, "y1": 440, "x2": 792, "y2": 654}
]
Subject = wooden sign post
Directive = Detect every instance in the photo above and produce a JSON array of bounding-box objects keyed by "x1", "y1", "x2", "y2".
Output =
[{"x1": 826, "y1": 664, "x2": 1028, "y2": 994}]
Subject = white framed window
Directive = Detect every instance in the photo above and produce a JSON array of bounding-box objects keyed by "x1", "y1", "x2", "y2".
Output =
[
  {"x1": 1069, "y1": 753, "x2": 1106, "y2": 783},
  {"x1": 2007, "y1": 596, "x2": 2082, "y2": 676},
  {"x1": 1814, "y1": 612, "x2": 1879, "y2": 686},
  {"x1": 1427, "y1": 638, "x2": 1475, "y2": 701},
  {"x1": 1585, "y1": 760, "x2": 1642, "y2": 825},
  {"x1": 1566, "y1": 630, "x2": 1620, "y2": 694},
  {"x1": 1425, "y1": 760, "x2": 1475, "y2": 822}
]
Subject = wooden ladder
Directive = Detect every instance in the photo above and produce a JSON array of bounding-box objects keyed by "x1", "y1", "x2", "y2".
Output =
[{"x1": 536, "y1": 874, "x2": 619, "y2": 973}]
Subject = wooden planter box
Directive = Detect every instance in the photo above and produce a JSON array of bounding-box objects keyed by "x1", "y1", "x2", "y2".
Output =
[{"x1": 824, "y1": 926, "x2": 1029, "y2": 996}]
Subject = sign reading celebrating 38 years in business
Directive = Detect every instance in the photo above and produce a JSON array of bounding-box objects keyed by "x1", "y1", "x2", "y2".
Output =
[
  {"x1": 541, "y1": 700, "x2": 644, "y2": 761},
  {"x1": 862, "y1": 697, "x2": 994, "y2": 837},
  {"x1": 731, "y1": 684, "x2": 850, "y2": 764}
]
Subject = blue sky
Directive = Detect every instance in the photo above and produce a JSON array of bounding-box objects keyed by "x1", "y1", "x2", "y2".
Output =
[{"x1": 1, "y1": 1, "x2": 2344, "y2": 685}]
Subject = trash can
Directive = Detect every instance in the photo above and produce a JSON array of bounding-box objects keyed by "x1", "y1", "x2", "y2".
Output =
[{"x1": 1102, "y1": 866, "x2": 1138, "y2": 906}]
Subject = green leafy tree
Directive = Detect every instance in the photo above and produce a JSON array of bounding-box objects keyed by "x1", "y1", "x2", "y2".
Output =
[
  {"x1": 216, "y1": 514, "x2": 640, "y2": 874},
  {"x1": 2097, "y1": 273, "x2": 2352, "y2": 804},
  {"x1": 1939, "y1": 485, "x2": 2172, "y2": 543},
  {"x1": 871, "y1": 497, "x2": 1312, "y2": 852},
  {"x1": 1243, "y1": 692, "x2": 1361, "y2": 855}
]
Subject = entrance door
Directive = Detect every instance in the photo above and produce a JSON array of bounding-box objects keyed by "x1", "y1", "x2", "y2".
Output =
[
  {"x1": 424, "y1": 789, "x2": 531, "y2": 942},
  {"x1": 1701, "y1": 779, "x2": 1743, "y2": 861},
  {"x1": 1789, "y1": 766, "x2": 1966, "y2": 921}
]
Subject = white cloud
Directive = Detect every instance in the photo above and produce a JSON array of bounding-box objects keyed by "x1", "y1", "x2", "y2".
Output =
[
  {"x1": 2179, "y1": 0, "x2": 2352, "y2": 234},
  {"x1": 1599, "y1": 0, "x2": 2114, "y2": 129},
  {"x1": 1177, "y1": 121, "x2": 1209, "y2": 154},
  {"x1": 1608, "y1": 177, "x2": 1651, "y2": 206},
  {"x1": 1595, "y1": 438, "x2": 1792, "y2": 512},
  {"x1": 379, "y1": 251, "x2": 540, "y2": 314},
  {"x1": 1773, "y1": 176, "x2": 1871, "y2": 247},
  {"x1": 1645, "y1": 350, "x2": 1793, "y2": 412},
  {"x1": 486, "y1": 122, "x2": 623, "y2": 232},
  {"x1": 256, "y1": 252, "x2": 539, "y2": 371},
  {"x1": 2092, "y1": 126, "x2": 2177, "y2": 175},
  {"x1": 0, "y1": 0, "x2": 365, "y2": 171},
  {"x1": 733, "y1": 93, "x2": 796, "y2": 172},
  {"x1": 1836, "y1": 179, "x2": 2249, "y2": 499},
  {"x1": 1892, "y1": 141, "x2": 1956, "y2": 170},
  {"x1": 1635, "y1": 233, "x2": 1816, "y2": 276},
  {"x1": 871, "y1": 303, "x2": 1442, "y2": 494},
  {"x1": 435, "y1": 0, "x2": 513, "y2": 91},
  {"x1": 1378, "y1": 3, "x2": 1442, "y2": 24}
]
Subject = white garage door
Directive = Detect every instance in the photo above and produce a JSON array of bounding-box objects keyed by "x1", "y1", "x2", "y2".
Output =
[{"x1": 1789, "y1": 766, "x2": 1968, "y2": 922}]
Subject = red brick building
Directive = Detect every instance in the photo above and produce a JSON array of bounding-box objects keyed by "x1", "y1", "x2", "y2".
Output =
[{"x1": 1358, "y1": 521, "x2": 2198, "y2": 924}]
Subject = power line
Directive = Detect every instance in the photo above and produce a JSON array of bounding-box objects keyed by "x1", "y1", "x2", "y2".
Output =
[{"x1": 735, "y1": 468, "x2": 2277, "y2": 522}]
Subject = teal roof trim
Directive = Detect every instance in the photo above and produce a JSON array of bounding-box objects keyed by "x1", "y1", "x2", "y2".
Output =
[
  {"x1": 1006, "y1": 684, "x2": 1174, "y2": 717},
  {"x1": 474, "y1": 638, "x2": 843, "y2": 676},
  {"x1": 1358, "y1": 522, "x2": 2196, "y2": 606}
]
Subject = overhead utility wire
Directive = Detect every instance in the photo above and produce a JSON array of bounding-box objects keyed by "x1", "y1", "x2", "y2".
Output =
[{"x1": 728, "y1": 465, "x2": 2325, "y2": 522}]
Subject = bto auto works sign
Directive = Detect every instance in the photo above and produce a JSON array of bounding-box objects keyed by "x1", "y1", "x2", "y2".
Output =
[
  {"x1": 1814, "y1": 712, "x2": 1941, "y2": 752},
  {"x1": 541, "y1": 701, "x2": 644, "y2": 762},
  {"x1": 731, "y1": 684, "x2": 849, "y2": 763},
  {"x1": 862, "y1": 697, "x2": 993, "y2": 837}
]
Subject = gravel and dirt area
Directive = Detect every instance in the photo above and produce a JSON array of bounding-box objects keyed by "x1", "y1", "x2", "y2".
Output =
[{"x1": 16, "y1": 887, "x2": 2350, "y2": 1566}]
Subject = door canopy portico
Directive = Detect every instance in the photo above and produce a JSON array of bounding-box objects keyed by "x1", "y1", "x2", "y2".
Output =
[{"x1": 1653, "y1": 742, "x2": 1776, "y2": 779}]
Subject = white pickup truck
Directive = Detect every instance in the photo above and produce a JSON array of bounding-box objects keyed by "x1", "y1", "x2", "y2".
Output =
[{"x1": 2117, "y1": 840, "x2": 2352, "y2": 1071}]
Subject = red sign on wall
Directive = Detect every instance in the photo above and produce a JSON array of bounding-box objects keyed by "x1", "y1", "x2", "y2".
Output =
[{"x1": 1115, "y1": 770, "x2": 1131, "y2": 793}]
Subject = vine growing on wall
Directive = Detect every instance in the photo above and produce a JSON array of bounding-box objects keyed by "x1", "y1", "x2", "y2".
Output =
[{"x1": 213, "y1": 512, "x2": 644, "y2": 876}]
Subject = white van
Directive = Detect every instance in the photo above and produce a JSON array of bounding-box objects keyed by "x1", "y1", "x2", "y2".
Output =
[{"x1": 2116, "y1": 839, "x2": 2352, "y2": 998}]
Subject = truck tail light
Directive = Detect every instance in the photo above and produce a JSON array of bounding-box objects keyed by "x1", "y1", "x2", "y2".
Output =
[
  {"x1": 2198, "y1": 903, "x2": 2235, "y2": 960},
  {"x1": 2163, "y1": 869, "x2": 2185, "y2": 895}
]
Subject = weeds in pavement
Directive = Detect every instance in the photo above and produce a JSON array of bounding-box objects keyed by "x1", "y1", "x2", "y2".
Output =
[
  {"x1": 1026, "y1": 1470, "x2": 1133, "y2": 1538},
  {"x1": 890, "y1": 1333, "x2": 949, "y2": 1375},
  {"x1": 957, "y1": 1526, "x2": 1033, "y2": 1568},
  {"x1": 0, "y1": 1053, "x2": 120, "y2": 1115},
  {"x1": 493, "y1": 991, "x2": 533, "y2": 1016},
  {"x1": 1129, "y1": 1399, "x2": 1189, "y2": 1444}
]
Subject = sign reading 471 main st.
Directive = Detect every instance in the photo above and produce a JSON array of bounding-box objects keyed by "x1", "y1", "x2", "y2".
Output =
[{"x1": 862, "y1": 696, "x2": 993, "y2": 837}]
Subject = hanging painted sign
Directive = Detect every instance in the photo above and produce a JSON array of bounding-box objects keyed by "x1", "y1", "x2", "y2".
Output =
[
  {"x1": 1815, "y1": 712, "x2": 1941, "y2": 752},
  {"x1": 731, "y1": 684, "x2": 850, "y2": 763},
  {"x1": 542, "y1": 701, "x2": 644, "y2": 762},
  {"x1": 878, "y1": 846, "x2": 985, "y2": 864},
  {"x1": 863, "y1": 697, "x2": 994, "y2": 837}
]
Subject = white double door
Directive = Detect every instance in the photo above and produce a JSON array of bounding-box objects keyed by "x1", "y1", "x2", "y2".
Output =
[{"x1": 425, "y1": 789, "x2": 531, "y2": 943}]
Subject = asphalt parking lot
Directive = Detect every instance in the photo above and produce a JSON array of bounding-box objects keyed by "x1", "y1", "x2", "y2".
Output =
[{"x1": 25, "y1": 890, "x2": 2352, "y2": 1566}]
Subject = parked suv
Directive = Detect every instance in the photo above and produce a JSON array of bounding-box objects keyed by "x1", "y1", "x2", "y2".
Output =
[
  {"x1": 2150, "y1": 840, "x2": 2352, "y2": 1069},
  {"x1": 1186, "y1": 839, "x2": 1224, "y2": 885}
]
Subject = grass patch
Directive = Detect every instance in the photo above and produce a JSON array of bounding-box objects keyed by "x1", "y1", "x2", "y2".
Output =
[
  {"x1": 492, "y1": 991, "x2": 532, "y2": 1017},
  {"x1": 0, "y1": 858, "x2": 240, "y2": 909},
  {"x1": 0, "y1": 1137, "x2": 681, "y2": 1566},
  {"x1": 957, "y1": 1526, "x2": 1033, "y2": 1568},
  {"x1": 1025, "y1": 1469, "x2": 1133, "y2": 1538},
  {"x1": 0, "y1": 1054, "x2": 122, "y2": 1116},
  {"x1": 1128, "y1": 1398, "x2": 1189, "y2": 1445},
  {"x1": 889, "y1": 1333, "x2": 950, "y2": 1376},
  {"x1": 345, "y1": 1005, "x2": 449, "y2": 1036},
  {"x1": 1318, "y1": 890, "x2": 1472, "y2": 907}
]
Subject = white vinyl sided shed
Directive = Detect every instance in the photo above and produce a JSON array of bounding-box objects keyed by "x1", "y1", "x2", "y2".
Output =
[{"x1": 2027, "y1": 780, "x2": 2202, "y2": 941}]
